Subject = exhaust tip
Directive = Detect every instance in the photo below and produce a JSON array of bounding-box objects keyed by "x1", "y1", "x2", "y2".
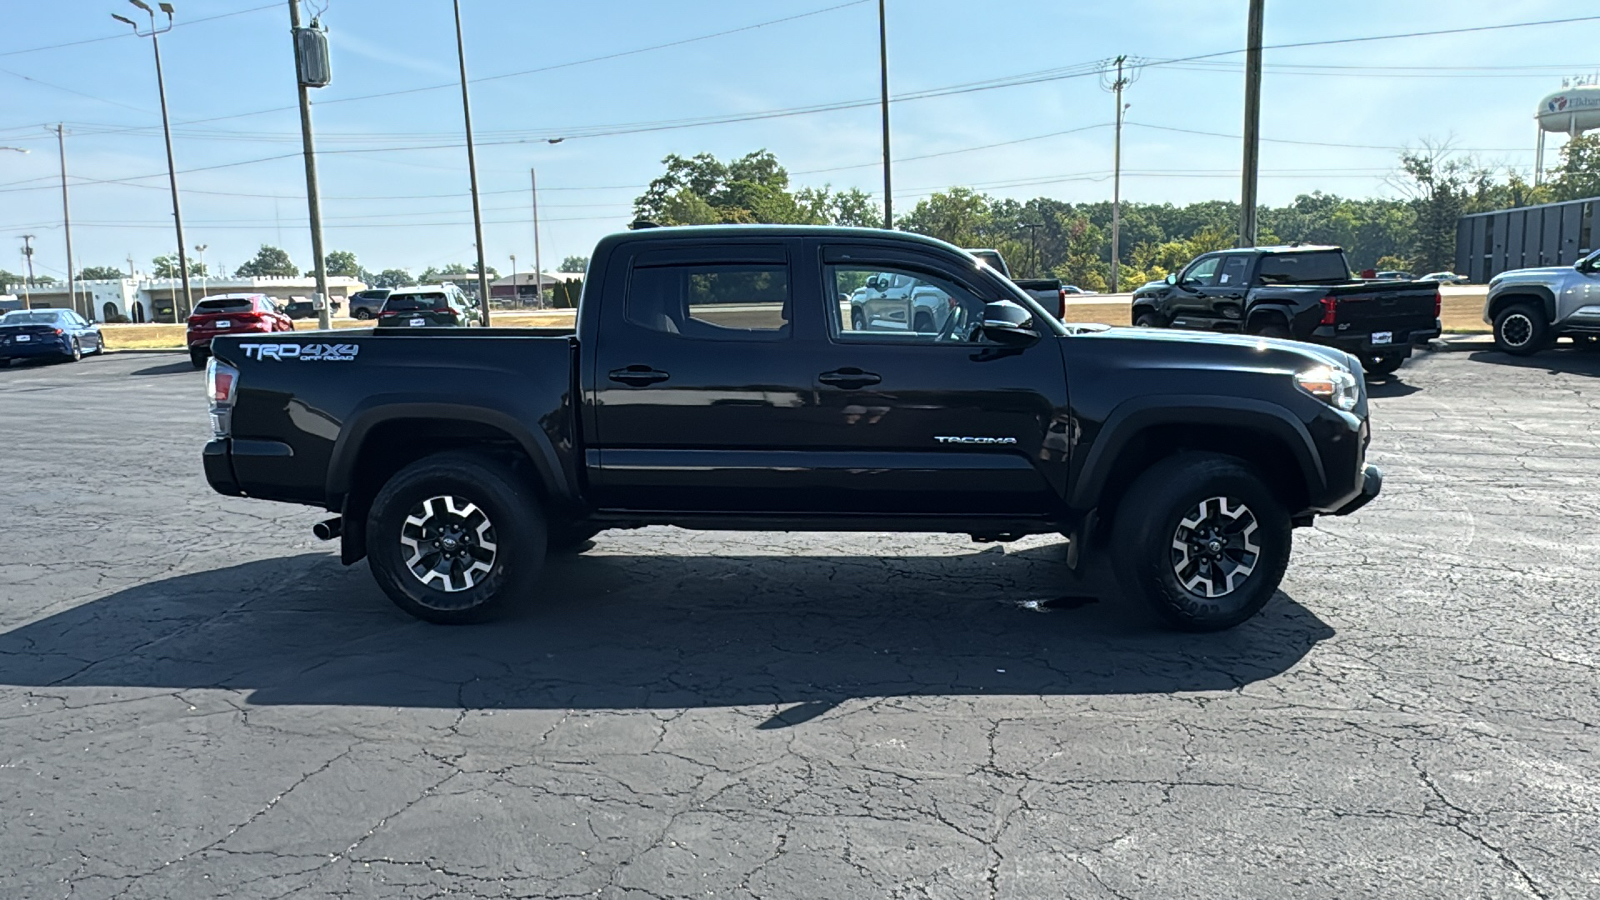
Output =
[{"x1": 312, "y1": 517, "x2": 342, "y2": 541}]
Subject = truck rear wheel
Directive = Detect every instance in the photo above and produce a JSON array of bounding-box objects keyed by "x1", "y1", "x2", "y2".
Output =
[
  {"x1": 1111, "y1": 453, "x2": 1292, "y2": 632},
  {"x1": 366, "y1": 451, "x2": 546, "y2": 624},
  {"x1": 1133, "y1": 310, "x2": 1161, "y2": 328},
  {"x1": 1494, "y1": 303, "x2": 1549, "y2": 356}
]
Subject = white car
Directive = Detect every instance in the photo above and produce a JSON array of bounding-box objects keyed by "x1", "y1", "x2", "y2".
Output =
[{"x1": 1419, "y1": 271, "x2": 1469, "y2": 284}]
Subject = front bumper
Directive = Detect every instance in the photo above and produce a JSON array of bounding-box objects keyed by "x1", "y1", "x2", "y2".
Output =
[{"x1": 1331, "y1": 464, "x2": 1383, "y2": 516}]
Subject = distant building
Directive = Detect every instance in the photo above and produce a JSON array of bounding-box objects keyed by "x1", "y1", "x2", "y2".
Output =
[
  {"x1": 1457, "y1": 196, "x2": 1600, "y2": 282},
  {"x1": 4, "y1": 274, "x2": 367, "y2": 323},
  {"x1": 489, "y1": 271, "x2": 581, "y2": 305}
]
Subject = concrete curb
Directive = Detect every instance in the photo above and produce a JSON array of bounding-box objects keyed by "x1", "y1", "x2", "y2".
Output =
[{"x1": 105, "y1": 347, "x2": 186, "y2": 355}]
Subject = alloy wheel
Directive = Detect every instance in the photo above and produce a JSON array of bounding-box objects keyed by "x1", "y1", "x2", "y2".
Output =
[
  {"x1": 1170, "y1": 496, "x2": 1261, "y2": 599},
  {"x1": 1501, "y1": 313, "x2": 1533, "y2": 348},
  {"x1": 399, "y1": 494, "x2": 498, "y2": 597}
]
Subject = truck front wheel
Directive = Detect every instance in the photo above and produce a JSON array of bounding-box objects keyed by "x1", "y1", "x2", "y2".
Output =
[
  {"x1": 1111, "y1": 453, "x2": 1292, "y2": 632},
  {"x1": 1494, "y1": 303, "x2": 1549, "y2": 356},
  {"x1": 366, "y1": 451, "x2": 546, "y2": 624}
]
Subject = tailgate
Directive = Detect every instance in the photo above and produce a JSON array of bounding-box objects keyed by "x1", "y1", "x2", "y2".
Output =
[{"x1": 1327, "y1": 282, "x2": 1437, "y2": 333}]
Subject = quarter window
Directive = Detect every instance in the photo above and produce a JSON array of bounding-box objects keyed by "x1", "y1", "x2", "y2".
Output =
[
  {"x1": 627, "y1": 263, "x2": 789, "y2": 340},
  {"x1": 1217, "y1": 255, "x2": 1250, "y2": 286}
]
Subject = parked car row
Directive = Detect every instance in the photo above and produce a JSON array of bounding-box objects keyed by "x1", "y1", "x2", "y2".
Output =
[{"x1": 0, "y1": 308, "x2": 105, "y2": 366}]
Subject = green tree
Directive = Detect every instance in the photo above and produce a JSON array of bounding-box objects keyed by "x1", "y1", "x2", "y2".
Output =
[
  {"x1": 78, "y1": 265, "x2": 128, "y2": 281},
  {"x1": 1393, "y1": 144, "x2": 1475, "y2": 274},
  {"x1": 420, "y1": 262, "x2": 497, "y2": 283},
  {"x1": 1546, "y1": 133, "x2": 1600, "y2": 202},
  {"x1": 896, "y1": 187, "x2": 994, "y2": 248},
  {"x1": 152, "y1": 254, "x2": 207, "y2": 278},
  {"x1": 633, "y1": 150, "x2": 859, "y2": 226},
  {"x1": 558, "y1": 255, "x2": 589, "y2": 273},
  {"x1": 317, "y1": 250, "x2": 361, "y2": 278},
  {"x1": 233, "y1": 245, "x2": 297, "y2": 278},
  {"x1": 369, "y1": 268, "x2": 416, "y2": 289}
]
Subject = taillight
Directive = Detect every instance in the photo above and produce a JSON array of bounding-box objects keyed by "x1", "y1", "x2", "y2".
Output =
[
  {"x1": 1433, "y1": 289, "x2": 1442, "y2": 318},
  {"x1": 207, "y1": 357, "x2": 239, "y2": 437},
  {"x1": 53, "y1": 327, "x2": 64, "y2": 335},
  {"x1": 1058, "y1": 287, "x2": 1068, "y2": 319},
  {"x1": 1319, "y1": 296, "x2": 1338, "y2": 326}
]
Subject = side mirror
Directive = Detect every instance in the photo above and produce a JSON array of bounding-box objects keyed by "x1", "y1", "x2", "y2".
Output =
[
  {"x1": 979, "y1": 299, "x2": 1039, "y2": 347},
  {"x1": 1165, "y1": 272, "x2": 1178, "y2": 285}
]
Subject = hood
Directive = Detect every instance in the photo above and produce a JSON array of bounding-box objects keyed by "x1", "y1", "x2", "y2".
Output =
[
  {"x1": 1070, "y1": 324, "x2": 1359, "y2": 371},
  {"x1": 1491, "y1": 266, "x2": 1572, "y2": 284}
]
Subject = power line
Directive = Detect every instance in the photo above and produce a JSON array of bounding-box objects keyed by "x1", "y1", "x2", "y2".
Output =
[
  {"x1": 0, "y1": 2, "x2": 277, "y2": 59},
  {"x1": 164, "y1": 0, "x2": 874, "y2": 128},
  {"x1": 1127, "y1": 122, "x2": 1531, "y2": 153}
]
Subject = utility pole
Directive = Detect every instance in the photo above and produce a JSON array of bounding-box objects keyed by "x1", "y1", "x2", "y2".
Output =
[
  {"x1": 20, "y1": 235, "x2": 35, "y2": 309},
  {"x1": 113, "y1": 1, "x2": 192, "y2": 324},
  {"x1": 878, "y1": 0, "x2": 892, "y2": 229},
  {"x1": 453, "y1": 0, "x2": 490, "y2": 326},
  {"x1": 508, "y1": 253, "x2": 516, "y2": 307},
  {"x1": 1104, "y1": 55, "x2": 1131, "y2": 294},
  {"x1": 195, "y1": 243, "x2": 207, "y2": 300},
  {"x1": 531, "y1": 167, "x2": 542, "y2": 308},
  {"x1": 53, "y1": 125, "x2": 82, "y2": 320},
  {"x1": 287, "y1": 0, "x2": 332, "y2": 329},
  {"x1": 1239, "y1": 0, "x2": 1265, "y2": 248}
]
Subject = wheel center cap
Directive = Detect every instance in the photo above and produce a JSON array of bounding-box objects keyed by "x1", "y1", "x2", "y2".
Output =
[
  {"x1": 1207, "y1": 540, "x2": 1223, "y2": 553},
  {"x1": 441, "y1": 536, "x2": 460, "y2": 550}
]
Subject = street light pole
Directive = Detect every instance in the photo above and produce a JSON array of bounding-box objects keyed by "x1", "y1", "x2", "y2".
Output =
[
  {"x1": 452, "y1": 0, "x2": 490, "y2": 326},
  {"x1": 531, "y1": 167, "x2": 542, "y2": 308},
  {"x1": 877, "y1": 0, "x2": 892, "y2": 230},
  {"x1": 113, "y1": 1, "x2": 192, "y2": 323},
  {"x1": 54, "y1": 124, "x2": 80, "y2": 320},
  {"x1": 508, "y1": 253, "x2": 516, "y2": 307}
]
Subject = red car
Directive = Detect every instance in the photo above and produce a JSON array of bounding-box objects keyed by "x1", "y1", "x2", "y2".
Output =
[{"x1": 187, "y1": 294, "x2": 293, "y2": 369}]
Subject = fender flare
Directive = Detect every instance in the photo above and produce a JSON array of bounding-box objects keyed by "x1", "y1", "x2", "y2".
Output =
[
  {"x1": 1070, "y1": 394, "x2": 1326, "y2": 509},
  {"x1": 1244, "y1": 303, "x2": 1296, "y2": 333},
  {"x1": 1486, "y1": 285, "x2": 1556, "y2": 323},
  {"x1": 325, "y1": 399, "x2": 575, "y2": 507}
]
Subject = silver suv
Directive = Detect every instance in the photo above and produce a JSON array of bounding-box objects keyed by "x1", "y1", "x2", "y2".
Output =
[{"x1": 1484, "y1": 249, "x2": 1600, "y2": 354}]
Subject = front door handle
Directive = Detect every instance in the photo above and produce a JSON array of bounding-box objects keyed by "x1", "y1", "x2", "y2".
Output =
[
  {"x1": 609, "y1": 365, "x2": 670, "y2": 386},
  {"x1": 818, "y1": 367, "x2": 882, "y2": 389}
]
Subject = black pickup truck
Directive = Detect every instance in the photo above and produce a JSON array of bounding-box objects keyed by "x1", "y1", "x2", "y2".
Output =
[
  {"x1": 1130, "y1": 245, "x2": 1441, "y2": 376},
  {"x1": 202, "y1": 225, "x2": 1381, "y2": 632}
]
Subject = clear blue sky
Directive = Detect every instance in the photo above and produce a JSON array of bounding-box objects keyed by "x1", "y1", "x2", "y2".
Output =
[{"x1": 1, "y1": 0, "x2": 1595, "y2": 280}]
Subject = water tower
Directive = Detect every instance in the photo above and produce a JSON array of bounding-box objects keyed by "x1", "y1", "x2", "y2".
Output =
[{"x1": 1534, "y1": 77, "x2": 1600, "y2": 185}]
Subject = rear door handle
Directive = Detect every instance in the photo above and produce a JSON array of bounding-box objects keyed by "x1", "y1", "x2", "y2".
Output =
[
  {"x1": 609, "y1": 365, "x2": 670, "y2": 386},
  {"x1": 818, "y1": 367, "x2": 882, "y2": 389}
]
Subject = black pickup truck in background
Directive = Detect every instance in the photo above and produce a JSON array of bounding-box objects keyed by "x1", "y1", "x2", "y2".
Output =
[
  {"x1": 966, "y1": 248, "x2": 1071, "y2": 320},
  {"x1": 203, "y1": 226, "x2": 1381, "y2": 633},
  {"x1": 1130, "y1": 245, "x2": 1441, "y2": 376}
]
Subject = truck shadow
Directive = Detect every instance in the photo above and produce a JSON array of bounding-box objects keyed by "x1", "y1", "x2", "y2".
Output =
[
  {"x1": 1467, "y1": 347, "x2": 1600, "y2": 378},
  {"x1": 0, "y1": 547, "x2": 1333, "y2": 713}
]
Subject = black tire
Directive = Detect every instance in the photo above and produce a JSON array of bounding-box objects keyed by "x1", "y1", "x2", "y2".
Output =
[
  {"x1": 1133, "y1": 310, "x2": 1161, "y2": 328},
  {"x1": 1111, "y1": 453, "x2": 1292, "y2": 632},
  {"x1": 366, "y1": 451, "x2": 546, "y2": 624},
  {"x1": 354, "y1": 308, "x2": 374, "y2": 321},
  {"x1": 68, "y1": 339, "x2": 82, "y2": 362},
  {"x1": 548, "y1": 523, "x2": 602, "y2": 554},
  {"x1": 1362, "y1": 352, "x2": 1405, "y2": 377},
  {"x1": 1493, "y1": 302, "x2": 1549, "y2": 356},
  {"x1": 913, "y1": 312, "x2": 934, "y2": 333},
  {"x1": 189, "y1": 348, "x2": 208, "y2": 370},
  {"x1": 850, "y1": 309, "x2": 865, "y2": 331},
  {"x1": 1252, "y1": 320, "x2": 1291, "y2": 339}
]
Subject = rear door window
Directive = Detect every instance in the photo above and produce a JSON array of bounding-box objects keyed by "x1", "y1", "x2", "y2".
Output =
[
  {"x1": 1217, "y1": 255, "x2": 1251, "y2": 286},
  {"x1": 627, "y1": 263, "x2": 790, "y2": 340}
]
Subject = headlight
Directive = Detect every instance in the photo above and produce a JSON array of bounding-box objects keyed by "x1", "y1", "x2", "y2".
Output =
[{"x1": 1295, "y1": 364, "x2": 1359, "y2": 412}]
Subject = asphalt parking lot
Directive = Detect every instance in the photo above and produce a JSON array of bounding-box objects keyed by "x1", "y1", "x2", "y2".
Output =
[{"x1": 2, "y1": 348, "x2": 1599, "y2": 899}]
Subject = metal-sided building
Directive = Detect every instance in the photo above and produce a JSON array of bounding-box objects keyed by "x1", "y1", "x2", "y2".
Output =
[{"x1": 1456, "y1": 196, "x2": 1599, "y2": 283}]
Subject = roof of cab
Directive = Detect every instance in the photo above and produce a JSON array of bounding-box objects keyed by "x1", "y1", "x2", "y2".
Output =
[{"x1": 597, "y1": 224, "x2": 971, "y2": 255}]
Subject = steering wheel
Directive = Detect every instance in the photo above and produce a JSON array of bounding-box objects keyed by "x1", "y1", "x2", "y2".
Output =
[{"x1": 934, "y1": 306, "x2": 962, "y2": 343}]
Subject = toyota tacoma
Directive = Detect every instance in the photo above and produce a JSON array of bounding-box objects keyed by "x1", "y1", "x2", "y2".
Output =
[{"x1": 202, "y1": 226, "x2": 1381, "y2": 632}]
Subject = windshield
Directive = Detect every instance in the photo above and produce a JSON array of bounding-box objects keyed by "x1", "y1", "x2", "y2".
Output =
[
  {"x1": 383, "y1": 292, "x2": 448, "y2": 312},
  {"x1": 1256, "y1": 250, "x2": 1352, "y2": 285},
  {"x1": 1, "y1": 311, "x2": 63, "y2": 325}
]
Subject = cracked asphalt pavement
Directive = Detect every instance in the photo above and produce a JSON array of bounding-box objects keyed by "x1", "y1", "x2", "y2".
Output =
[{"x1": 2, "y1": 348, "x2": 1599, "y2": 898}]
